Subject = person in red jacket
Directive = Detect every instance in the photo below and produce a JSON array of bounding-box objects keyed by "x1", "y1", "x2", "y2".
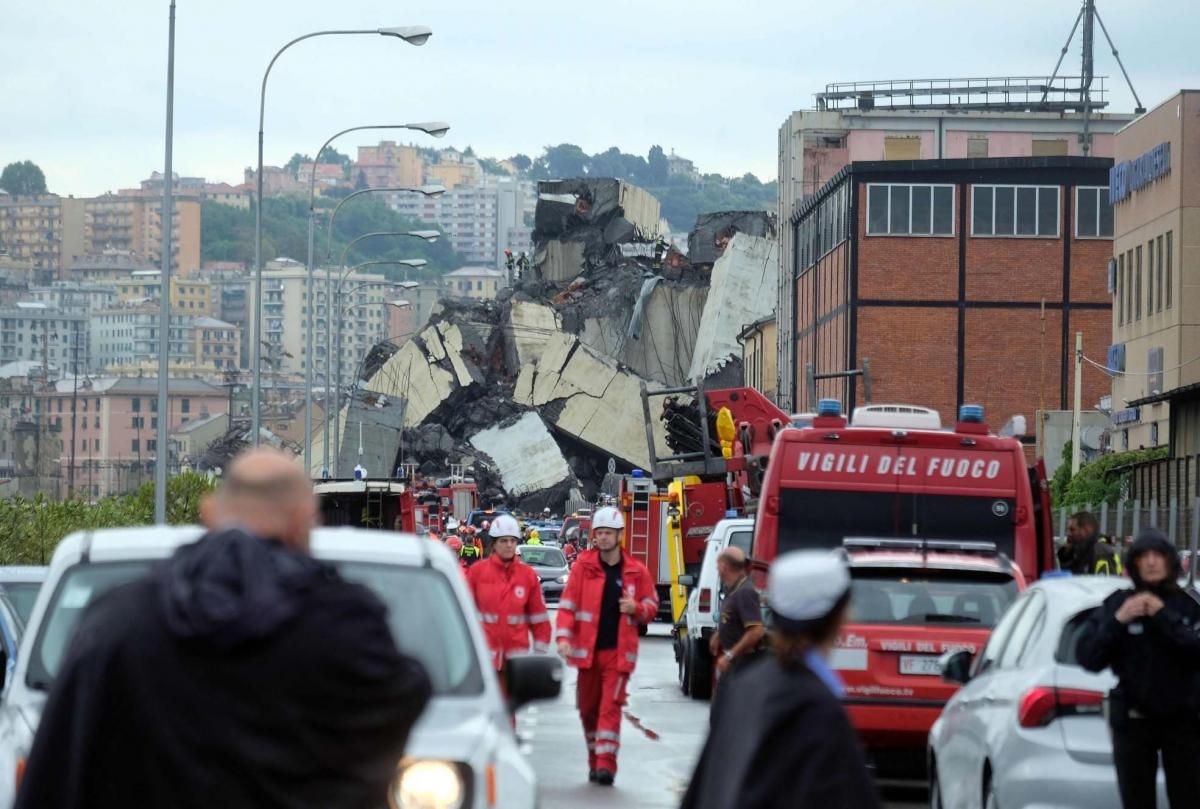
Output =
[
  {"x1": 467, "y1": 514, "x2": 552, "y2": 676},
  {"x1": 555, "y1": 505, "x2": 658, "y2": 786}
]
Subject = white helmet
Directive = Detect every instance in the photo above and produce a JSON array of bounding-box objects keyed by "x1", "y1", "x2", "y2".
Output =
[
  {"x1": 591, "y1": 506, "x2": 625, "y2": 531},
  {"x1": 489, "y1": 513, "x2": 521, "y2": 539}
]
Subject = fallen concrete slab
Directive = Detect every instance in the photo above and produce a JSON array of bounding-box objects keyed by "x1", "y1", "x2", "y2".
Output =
[
  {"x1": 469, "y1": 411, "x2": 576, "y2": 498},
  {"x1": 504, "y1": 299, "x2": 562, "y2": 371},
  {"x1": 688, "y1": 210, "x2": 777, "y2": 266},
  {"x1": 688, "y1": 232, "x2": 778, "y2": 383}
]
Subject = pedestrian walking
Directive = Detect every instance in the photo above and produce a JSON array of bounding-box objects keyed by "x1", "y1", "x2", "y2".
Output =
[
  {"x1": 467, "y1": 514, "x2": 553, "y2": 676},
  {"x1": 555, "y1": 505, "x2": 658, "y2": 786},
  {"x1": 708, "y1": 546, "x2": 765, "y2": 683},
  {"x1": 681, "y1": 550, "x2": 881, "y2": 809},
  {"x1": 460, "y1": 526, "x2": 482, "y2": 565},
  {"x1": 1076, "y1": 527, "x2": 1200, "y2": 809},
  {"x1": 1059, "y1": 510, "x2": 1123, "y2": 575},
  {"x1": 15, "y1": 448, "x2": 431, "y2": 809}
]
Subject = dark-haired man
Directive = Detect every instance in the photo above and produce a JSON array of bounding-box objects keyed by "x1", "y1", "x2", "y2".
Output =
[{"x1": 1059, "y1": 510, "x2": 1123, "y2": 575}]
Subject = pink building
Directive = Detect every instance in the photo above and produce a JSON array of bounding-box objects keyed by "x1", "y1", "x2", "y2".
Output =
[{"x1": 38, "y1": 376, "x2": 227, "y2": 499}]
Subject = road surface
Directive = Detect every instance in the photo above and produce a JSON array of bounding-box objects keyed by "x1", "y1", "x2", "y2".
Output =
[{"x1": 522, "y1": 617, "x2": 924, "y2": 808}]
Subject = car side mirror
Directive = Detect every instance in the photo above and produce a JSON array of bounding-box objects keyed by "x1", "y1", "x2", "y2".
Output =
[
  {"x1": 505, "y1": 652, "x2": 563, "y2": 711},
  {"x1": 939, "y1": 649, "x2": 973, "y2": 685},
  {"x1": 678, "y1": 574, "x2": 696, "y2": 588}
]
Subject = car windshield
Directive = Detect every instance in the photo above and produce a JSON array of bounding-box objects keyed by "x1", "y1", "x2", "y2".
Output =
[
  {"x1": 1, "y1": 582, "x2": 43, "y2": 623},
  {"x1": 848, "y1": 569, "x2": 1018, "y2": 627},
  {"x1": 27, "y1": 560, "x2": 483, "y2": 696},
  {"x1": 778, "y1": 489, "x2": 1017, "y2": 560},
  {"x1": 520, "y1": 547, "x2": 566, "y2": 567}
]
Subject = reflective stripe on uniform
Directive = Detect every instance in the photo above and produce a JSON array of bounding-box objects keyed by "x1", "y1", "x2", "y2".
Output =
[
  {"x1": 558, "y1": 599, "x2": 576, "y2": 611},
  {"x1": 596, "y1": 731, "x2": 620, "y2": 742},
  {"x1": 507, "y1": 615, "x2": 529, "y2": 625},
  {"x1": 555, "y1": 628, "x2": 572, "y2": 640},
  {"x1": 479, "y1": 613, "x2": 499, "y2": 623},
  {"x1": 595, "y1": 743, "x2": 619, "y2": 755},
  {"x1": 640, "y1": 597, "x2": 657, "y2": 608},
  {"x1": 625, "y1": 652, "x2": 637, "y2": 663},
  {"x1": 570, "y1": 648, "x2": 589, "y2": 658},
  {"x1": 529, "y1": 612, "x2": 551, "y2": 624},
  {"x1": 576, "y1": 611, "x2": 595, "y2": 622}
]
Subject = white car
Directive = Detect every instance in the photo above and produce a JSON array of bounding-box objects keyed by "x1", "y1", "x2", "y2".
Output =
[
  {"x1": 675, "y1": 517, "x2": 754, "y2": 699},
  {"x1": 928, "y1": 575, "x2": 1167, "y2": 809},
  {"x1": 0, "y1": 526, "x2": 560, "y2": 809}
]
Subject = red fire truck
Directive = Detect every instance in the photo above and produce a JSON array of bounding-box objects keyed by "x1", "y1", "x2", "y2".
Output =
[
  {"x1": 316, "y1": 474, "x2": 478, "y2": 535},
  {"x1": 751, "y1": 399, "x2": 1054, "y2": 778}
]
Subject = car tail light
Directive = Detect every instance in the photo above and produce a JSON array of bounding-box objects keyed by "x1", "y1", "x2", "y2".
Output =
[
  {"x1": 1018, "y1": 686, "x2": 1105, "y2": 728},
  {"x1": 14, "y1": 757, "x2": 24, "y2": 790},
  {"x1": 698, "y1": 588, "x2": 712, "y2": 612}
]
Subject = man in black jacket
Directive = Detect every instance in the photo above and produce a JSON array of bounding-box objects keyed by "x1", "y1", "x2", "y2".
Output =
[
  {"x1": 16, "y1": 448, "x2": 432, "y2": 809},
  {"x1": 1059, "y1": 511, "x2": 1123, "y2": 575},
  {"x1": 681, "y1": 550, "x2": 880, "y2": 809},
  {"x1": 1077, "y1": 528, "x2": 1200, "y2": 809}
]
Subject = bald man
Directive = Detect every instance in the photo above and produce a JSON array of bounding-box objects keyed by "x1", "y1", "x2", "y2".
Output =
[
  {"x1": 17, "y1": 448, "x2": 431, "y2": 809},
  {"x1": 709, "y1": 546, "x2": 765, "y2": 680}
]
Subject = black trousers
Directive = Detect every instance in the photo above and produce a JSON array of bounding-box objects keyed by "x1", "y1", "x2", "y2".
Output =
[{"x1": 1112, "y1": 717, "x2": 1200, "y2": 809}]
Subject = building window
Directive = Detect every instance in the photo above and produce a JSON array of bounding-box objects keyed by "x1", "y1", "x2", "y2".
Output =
[
  {"x1": 1166, "y1": 231, "x2": 1173, "y2": 309},
  {"x1": 1116, "y1": 253, "x2": 1125, "y2": 326},
  {"x1": 1125, "y1": 250, "x2": 1134, "y2": 323},
  {"x1": 132, "y1": 397, "x2": 141, "y2": 413},
  {"x1": 972, "y1": 185, "x2": 1059, "y2": 237},
  {"x1": 1121, "y1": 429, "x2": 1129, "y2": 451},
  {"x1": 1032, "y1": 139, "x2": 1069, "y2": 156},
  {"x1": 1155, "y1": 236, "x2": 1164, "y2": 313},
  {"x1": 131, "y1": 439, "x2": 140, "y2": 452},
  {"x1": 148, "y1": 440, "x2": 157, "y2": 452},
  {"x1": 1151, "y1": 421, "x2": 1160, "y2": 447},
  {"x1": 1148, "y1": 347, "x2": 1164, "y2": 396},
  {"x1": 1075, "y1": 187, "x2": 1114, "y2": 238},
  {"x1": 883, "y1": 136, "x2": 921, "y2": 161},
  {"x1": 1135, "y1": 245, "x2": 1142, "y2": 320},
  {"x1": 866, "y1": 184, "x2": 954, "y2": 236},
  {"x1": 967, "y1": 136, "x2": 989, "y2": 158}
]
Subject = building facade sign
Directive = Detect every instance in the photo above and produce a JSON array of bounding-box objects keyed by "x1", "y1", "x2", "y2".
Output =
[{"x1": 1109, "y1": 141, "x2": 1171, "y2": 204}]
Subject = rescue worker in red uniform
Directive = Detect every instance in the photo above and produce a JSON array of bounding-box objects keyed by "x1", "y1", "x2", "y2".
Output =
[
  {"x1": 467, "y1": 514, "x2": 552, "y2": 675},
  {"x1": 555, "y1": 506, "x2": 657, "y2": 786}
]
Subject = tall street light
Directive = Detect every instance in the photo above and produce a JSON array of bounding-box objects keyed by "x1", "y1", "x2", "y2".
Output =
[
  {"x1": 320, "y1": 260, "x2": 427, "y2": 476},
  {"x1": 332, "y1": 285, "x2": 417, "y2": 476},
  {"x1": 251, "y1": 25, "x2": 433, "y2": 448},
  {"x1": 154, "y1": 0, "x2": 177, "y2": 525},
  {"x1": 302, "y1": 123, "x2": 448, "y2": 474}
]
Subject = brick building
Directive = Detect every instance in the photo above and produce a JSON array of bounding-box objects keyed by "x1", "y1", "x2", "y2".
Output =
[{"x1": 788, "y1": 156, "x2": 1114, "y2": 436}]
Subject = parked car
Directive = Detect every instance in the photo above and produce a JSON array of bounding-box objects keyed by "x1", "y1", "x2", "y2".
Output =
[
  {"x1": 675, "y1": 517, "x2": 754, "y2": 700},
  {"x1": 0, "y1": 568, "x2": 46, "y2": 624},
  {"x1": 0, "y1": 526, "x2": 561, "y2": 809},
  {"x1": 928, "y1": 575, "x2": 1167, "y2": 809},
  {"x1": 517, "y1": 545, "x2": 569, "y2": 603}
]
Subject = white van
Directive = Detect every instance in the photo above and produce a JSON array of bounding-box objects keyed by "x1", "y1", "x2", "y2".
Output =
[{"x1": 675, "y1": 517, "x2": 754, "y2": 699}]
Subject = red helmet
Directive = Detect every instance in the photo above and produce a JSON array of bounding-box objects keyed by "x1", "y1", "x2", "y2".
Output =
[{"x1": 446, "y1": 536, "x2": 463, "y2": 552}]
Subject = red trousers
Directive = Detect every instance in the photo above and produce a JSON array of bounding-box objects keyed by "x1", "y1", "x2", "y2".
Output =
[{"x1": 576, "y1": 649, "x2": 629, "y2": 774}]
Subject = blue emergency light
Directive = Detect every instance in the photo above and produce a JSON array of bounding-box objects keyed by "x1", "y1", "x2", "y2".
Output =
[
  {"x1": 817, "y1": 398, "x2": 843, "y2": 417},
  {"x1": 631, "y1": 469, "x2": 645, "y2": 478},
  {"x1": 725, "y1": 509, "x2": 738, "y2": 518},
  {"x1": 959, "y1": 404, "x2": 985, "y2": 424}
]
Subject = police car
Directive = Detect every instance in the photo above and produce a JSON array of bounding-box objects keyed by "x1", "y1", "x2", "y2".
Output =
[{"x1": 0, "y1": 526, "x2": 561, "y2": 809}]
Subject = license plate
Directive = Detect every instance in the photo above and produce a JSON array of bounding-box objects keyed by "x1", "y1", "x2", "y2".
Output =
[{"x1": 899, "y1": 655, "x2": 942, "y2": 676}]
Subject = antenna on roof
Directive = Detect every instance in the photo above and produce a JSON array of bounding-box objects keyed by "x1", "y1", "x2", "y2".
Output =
[{"x1": 1043, "y1": 0, "x2": 1146, "y2": 155}]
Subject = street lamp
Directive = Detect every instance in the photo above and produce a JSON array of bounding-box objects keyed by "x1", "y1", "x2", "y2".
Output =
[
  {"x1": 251, "y1": 25, "x2": 433, "y2": 447},
  {"x1": 332, "y1": 292, "x2": 411, "y2": 476},
  {"x1": 302, "y1": 123, "x2": 449, "y2": 474}
]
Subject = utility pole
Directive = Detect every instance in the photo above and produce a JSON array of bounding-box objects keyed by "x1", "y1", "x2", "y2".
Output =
[
  {"x1": 1072, "y1": 331, "x2": 1084, "y2": 476},
  {"x1": 154, "y1": 0, "x2": 177, "y2": 524}
]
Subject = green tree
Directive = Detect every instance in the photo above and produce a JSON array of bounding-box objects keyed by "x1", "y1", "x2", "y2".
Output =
[
  {"x1": 0, "y1": 160, "x2": 47, "y2": 195},
  {"x1": 542, "y1": 144, "x2": 589, "y2": 178},
  {"x1": 1051, "y1": 444, "x2": 1169, "y2": 509},
  {"x1": 647, "y1": 145, "x2": 669, "y2": 185},
  {"x1": 509, "y1": 154, "x2": 532, "y2": 173}
]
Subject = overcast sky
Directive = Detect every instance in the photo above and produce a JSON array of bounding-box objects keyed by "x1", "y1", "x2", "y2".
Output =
[{"x1": 5, "y1": 0, "x2": 1198, "y2": 197}]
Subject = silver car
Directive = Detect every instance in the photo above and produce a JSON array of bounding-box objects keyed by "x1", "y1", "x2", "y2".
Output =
[
  {"x1": 0, "y1": 526, "x2": 561, "y2": 809},
  {"x1": 517, "y1": 544, "x2": 569, "y2": 603},
  {"x1": 928, "y1": 576, "x2": 1168, "y2": 809}
]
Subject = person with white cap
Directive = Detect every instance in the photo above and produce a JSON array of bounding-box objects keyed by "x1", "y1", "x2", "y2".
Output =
[
  {"x1": 555, "y1": 505, "x2": 658, "y2": 786},
  {"x1": 466, "y1": 514, "x2": 552, "y2": 680},
  {"x1": 680, "y1": 550, "x2": 881, "y2": 809}
]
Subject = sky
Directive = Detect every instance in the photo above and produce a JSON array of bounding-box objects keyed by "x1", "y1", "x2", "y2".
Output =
[{"x1": 4, "y1": 0, "x2": 1199, "y2": 197}]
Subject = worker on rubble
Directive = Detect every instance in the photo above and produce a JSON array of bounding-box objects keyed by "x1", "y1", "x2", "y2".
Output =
[
  {"x1": 555, "y1": 506, "x2": 658, "y2": 786},
  {"x1": 467, "y1": 515, "x2": 552, "y2": 678}
]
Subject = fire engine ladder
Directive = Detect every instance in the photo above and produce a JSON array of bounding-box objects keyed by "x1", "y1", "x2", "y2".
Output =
[
  {"x1": 627, "y1": 480, "x2": 654, "y2": 568},
  {"x1": 364, "y1": 486, "x2": 385, "y2": 528}
]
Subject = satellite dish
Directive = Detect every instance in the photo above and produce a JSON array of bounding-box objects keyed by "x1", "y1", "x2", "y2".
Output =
[{"x1": 1081, "y1": 424, "x2": 1105, "y2": 451}]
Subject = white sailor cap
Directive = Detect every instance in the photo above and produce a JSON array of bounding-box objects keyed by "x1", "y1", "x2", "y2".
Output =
[{"x1": 768, "y1": 550, "x2": 851, "y2": 628}]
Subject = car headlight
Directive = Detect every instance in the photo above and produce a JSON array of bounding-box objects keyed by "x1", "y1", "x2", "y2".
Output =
[
  {"x1": 390, "y1": 760, "x2": 466, "y2": 809},
  {"x1": 556, "y1": 574, "x2": 568, "y2": 584}
]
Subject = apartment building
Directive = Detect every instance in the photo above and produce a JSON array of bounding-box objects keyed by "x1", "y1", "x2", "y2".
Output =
[
  {"x1": 71, "y1": 249, "x2": 158, "y2": 283},
  {"x1": 0, "y1": 193, "x2": 86, "y2": 277},
  {"x1": 113, "y1": 272, "x2": 212, "y2": 315},
  {"x1": 355, "y1": 142, "x2": 425, "y2": 188},
  {"x1": 442, "y1": 267, "x2": 506, "y2": 300},
  {"x1": 83, "y1": 192, "x2": 202, "y2": 274},
  {"x1": 0, "y1": 303, "x2": 89, "y2": 373},
  {"x1": 775, "y1": 76, "x2": 1136, "y2": 410},
  {"x1": 90, "y1": 304, "x2": 240, "y2": 373},
  {"x1": 27, "y1": 281, "x2": 117, "y2": 315}
]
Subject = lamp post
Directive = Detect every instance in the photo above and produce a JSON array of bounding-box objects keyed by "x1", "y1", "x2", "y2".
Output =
[
  {"x1": 154, "y1": 0, "x2": 176, "y2": 524},
  {"x1": 333, "y1": 291, "x2": 412, "y2": 476},
  {"x1": 303, "y1": 123, "x2": 448, "y2": 475},
  {"x1": 251, "y1": 25, "x2": 433, "y2": 449}
]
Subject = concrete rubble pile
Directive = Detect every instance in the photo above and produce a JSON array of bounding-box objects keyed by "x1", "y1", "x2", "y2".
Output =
[{"x1": 313, "y1": 178, "x2": 779, "y2": 512}]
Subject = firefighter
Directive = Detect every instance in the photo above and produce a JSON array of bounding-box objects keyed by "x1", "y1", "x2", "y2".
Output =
[
  {"x1": 1059, "y1": 511, "x2": 1123, "y2": 575},
  {"x1": 467, "y1": 515, "x2": 552, "y2": 675},
  {"x1": 445, "y1": 536, "x2": 468, "y2": 575},
  {"x1": 555, "y1": 505, "x2": 657, "y2": 786}
]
